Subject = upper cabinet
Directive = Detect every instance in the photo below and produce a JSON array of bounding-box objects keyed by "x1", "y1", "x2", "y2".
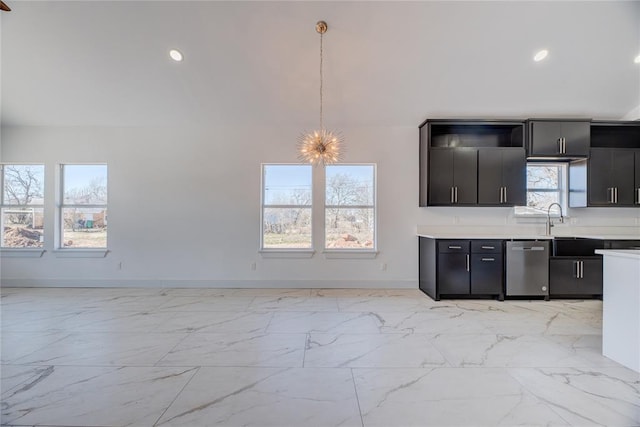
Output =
[
  {"x1": 478, "y1": 148, "x2": 526, "y2": 206},
  {"x1": 569, "y1": 121, "x2": 640, "y2": 208},
  {"x1": 588, "y1": 149, "x2": 637, "y2": 206},
  {"x1": 419, "y1": 120, "x2": 526, "y2": 207},
  {"x1": 420, "y1": 118, "x2": 639, "y2": 209},
  {"x1": 429, "y1": 148, "x2": 478, "y2": 206},
  {"x1": 527, "y1": 120, "x2": 590, "y2": 158}
]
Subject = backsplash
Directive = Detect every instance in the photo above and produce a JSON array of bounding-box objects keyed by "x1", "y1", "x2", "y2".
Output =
[{"x1": 416, "y1": 206, "x2": 640, "y2": 235}]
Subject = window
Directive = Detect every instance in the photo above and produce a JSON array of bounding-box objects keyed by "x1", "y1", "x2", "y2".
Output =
[
  {"x1": 516, "y1": 163, "x2": 568, "y2": 215},
  {"x1": 60, "y1": 164, "x2": 108, "y2": 248},
  {"x1": 1, "y1": 164, "x2": 45, "y2": 248},
  {"x1": 325, "y1": 164, "x2": 375, "y2": 250},
  {"x1": 261, "y1": 164, "x2": 312, "y2": 249}
]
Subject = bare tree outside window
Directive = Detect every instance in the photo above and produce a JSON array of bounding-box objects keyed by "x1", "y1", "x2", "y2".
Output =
[
  {"x1": 325, "y1": 165, "x2": 375, "y2": 249},
  {"x1": 61, "y1": 164, "x2": 108, "y2": 248},
  {"x1": 1, "y1": 164, "x2": 45, "y2": 248},
  {"x1": 262, "y1": 165, "x2": 312, "y2": 249},
  {"x1": 515, "y1": 163, "x2": 567, "y2": 215}
]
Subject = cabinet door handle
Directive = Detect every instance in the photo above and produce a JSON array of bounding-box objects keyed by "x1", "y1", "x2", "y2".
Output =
[
  {"x1": 614, "y1": 187, "x2": 618, "y2": 204},
  {"x1": 503, "y1": 187, "x2": 507, "y2": 204},
  {"x1": 481, "y1": 258, "x2": 495, "y2": 262},
  {"x1": 466, "y1": 254, "x2": 470, "y2": 272},
  {"x1": 448, "y1": 245, "x2": 462, "y2": 250},
  {"x1": 608, "y1": 188, "x2": 614, "y2": 203},
  {"x1": 574, "y1": 261, "x2": 579, "y2": 278},
  {"x1": 481, "y1": 246, "x2": 495, "y2": 250},
  {"x1": 455, "y1": 186, "x2": 458, "y2": 203},
  {"x1": 636, "y1": 188, "x2": 640, "y2": 205},
  {"x1": 450, "y1": 187, "x2": 455, "y2": 204},
  {"x1": 575, "y1": 261, "x2": 584, "y2": 279},
  {"x1": 558, "y1": 138, "x2": 562, "y2": 154}
]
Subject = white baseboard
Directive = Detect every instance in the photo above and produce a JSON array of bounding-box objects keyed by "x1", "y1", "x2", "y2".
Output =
[{"x1": 0, "y1": 278, "x2": 417, "y2": 289}]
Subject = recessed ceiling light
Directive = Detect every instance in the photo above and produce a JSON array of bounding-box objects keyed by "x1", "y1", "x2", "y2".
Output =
[
  {"x1": 634, "y1": 54, "x2": 640, "y2": 64},
  {"x1": 169, "y1": 49, "x2": 183, "y2": 62},
  {"x1": 534, "y1": 49, "x2": 549, "y2": 62}
]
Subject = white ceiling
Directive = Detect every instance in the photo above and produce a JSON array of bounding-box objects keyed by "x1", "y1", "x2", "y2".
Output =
[{"x1": 1, "y1": 1, "x2": 639, "y2": 128}]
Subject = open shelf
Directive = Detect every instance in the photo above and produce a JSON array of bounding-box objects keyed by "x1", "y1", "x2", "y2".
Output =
[
  {"x1": 590, "y1": 121, "x2": 640, "y2": 149},
  {"x1": 428, "y1": 121, "x2": 525, "y2": 148}
]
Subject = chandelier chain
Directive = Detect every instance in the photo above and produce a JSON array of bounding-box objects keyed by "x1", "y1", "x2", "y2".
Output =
[{"x1": 319, "y1": 30, "x2": 324, "y2": 132}]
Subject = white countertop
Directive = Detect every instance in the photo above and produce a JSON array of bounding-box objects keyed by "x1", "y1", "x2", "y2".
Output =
[
  {"x1": 416, "y1": 225, "x2": 640, "y2": 241},
  {"x1": 595, "y1": 249, "x2": 640, "y2": 260},
  {"x1": 416, "y1": 232, "x2": 553, "y2": 240}
]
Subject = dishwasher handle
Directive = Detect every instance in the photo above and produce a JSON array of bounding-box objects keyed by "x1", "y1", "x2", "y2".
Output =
[{"x1": 510, "y1": 246, "x2": 546, "y2": 251}]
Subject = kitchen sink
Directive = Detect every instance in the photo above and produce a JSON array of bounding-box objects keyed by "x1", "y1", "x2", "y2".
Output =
[{"x1": 551, "y1": 237, "x2": 604, "y2": 257}]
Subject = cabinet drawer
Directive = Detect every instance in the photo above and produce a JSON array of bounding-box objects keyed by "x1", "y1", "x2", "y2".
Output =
[
  {"x1": 471, "y1": 240, "x2": 503, "y2": 253},
  {"x1": 438, "y1": 240, "x2": 470, "y2": 253}
]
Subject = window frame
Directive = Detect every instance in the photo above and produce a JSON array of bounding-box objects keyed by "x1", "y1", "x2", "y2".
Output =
[
  {"x1": 58, "y1": 163, "x2": 108, "y2": 251},
  {"x1": 324, "y1": 163, "x2": 377, "y2": 253},
  {"x1": 0, "y1": 163, "x2": 45, "y2": 250},
  {"x1": 260, "y1": 163, "x2": 314, "y2": 253},
  {"x1": 515, "y1": 162, "x2": 569, "y2": 216}
]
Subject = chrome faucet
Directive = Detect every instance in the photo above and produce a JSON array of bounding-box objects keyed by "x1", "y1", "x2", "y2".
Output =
[{"x1": 546, "y1": 202, "x2": 564, "y2": 235}]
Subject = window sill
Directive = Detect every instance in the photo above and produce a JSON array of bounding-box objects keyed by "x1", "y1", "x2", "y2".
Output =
[
  {"x1": 0, "y1": 248, "x2": 46, "y2": 258},
  {"x1": 53, "y1": 249, "x2": 109, "y2": 258},
  {"x1": 259, "y1": 250, "x2": 315, "y2": 259},
  {"x1": 323, "y1": 250, "x2": 378, "y2": 259}
]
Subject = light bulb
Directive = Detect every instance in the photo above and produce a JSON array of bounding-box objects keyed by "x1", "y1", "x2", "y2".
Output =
[
  {"x1": 169, "y1": 49, "x2": 183, "y2": 62},
  {"x1": 534, "y1": 49, "x2": 549, "y2": 62}
]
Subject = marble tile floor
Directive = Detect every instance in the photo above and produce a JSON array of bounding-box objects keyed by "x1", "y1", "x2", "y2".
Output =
[{"x1": 0, "y1": 287, "x2": 638, "y2": 426}]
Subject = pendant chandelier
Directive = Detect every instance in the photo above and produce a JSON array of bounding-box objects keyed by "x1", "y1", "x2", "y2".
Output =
[{"x1": 298, "y1": 20, "x2": 344, "y2": 166}]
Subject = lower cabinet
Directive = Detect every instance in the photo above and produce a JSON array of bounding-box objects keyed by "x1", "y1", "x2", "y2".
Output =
[
  {"x1": 549, "y1": 257, "x2": 603, "y2": 297},
  {"x1": 438, "y1": 252, "x2": 470, "y2": 295},
  {"x1": 431, "y1": 239, "x2": 504, "y2": 300},
  {"x1": 420, "y1": 237, "x2": 608, "y2": 301},
  {"x1": 471, "y1": 253, "x2": 504, "y2": 295},
  {"x1": 605, "y1": 240, "x2": 640, "y2": 250}
]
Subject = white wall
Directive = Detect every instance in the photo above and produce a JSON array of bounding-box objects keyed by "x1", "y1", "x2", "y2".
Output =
[
  {"x1": 0, "y1": 125, "x2": 422, "y2": 288},
  {"x1": 1, "y1": 125, "x2": 639, "y2": 288}
]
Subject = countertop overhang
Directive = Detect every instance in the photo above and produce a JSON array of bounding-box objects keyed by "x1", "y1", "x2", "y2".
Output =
[{"x1": 595, "y1": 249, "x2": 640, "y2": 260}]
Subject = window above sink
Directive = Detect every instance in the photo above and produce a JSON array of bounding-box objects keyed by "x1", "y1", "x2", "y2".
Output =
[{"x1": 514, "y1": 162, "x2": 568, "y2": 217}]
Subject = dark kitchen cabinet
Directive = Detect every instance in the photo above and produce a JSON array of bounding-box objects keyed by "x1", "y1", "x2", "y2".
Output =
[
  {"x1": 527, "y1": 120, "x2": 590, "y2": 157},
  {"x1": 570, "y1": 121, "x2": 640, "y2": 208},
  {"x1": 588, "y1": 149, "x2": 637, "y2": 206},
  {"x1": 420, "y1": 120, "x2": 525, "y2": 207},
  {"x1": 436, "y1": 240, "x2": 471, "y2": 295},
  {"x1": 429, "y1": 239, "x2": 503, "y2": 300},
  {"x1": 478, "y1": 148, "x2": 526, "y2": 206},
  {"x1": 636, "y1": 151, "x2": 640, "y2": 205},
  {"x1": 470, "y1": 241, "x2": 505, "y2": 300},
  {"x1": 604, "y1": 240, "x2": 640, "y2": 250},
  {"x1": 428, "y1": 148, "x2": 478, "y2": 205},
  {"x1": 549, "y1": 257, "x2": 602, "y2": 297}
]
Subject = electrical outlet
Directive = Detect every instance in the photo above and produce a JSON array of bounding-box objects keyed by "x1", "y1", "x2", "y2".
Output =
[
  {"x1": 250, "y1": 262, "x2": 257, "y2": 271},
  {"x1": 380, "y1": 263, "x2": 387, "y2": 271}
]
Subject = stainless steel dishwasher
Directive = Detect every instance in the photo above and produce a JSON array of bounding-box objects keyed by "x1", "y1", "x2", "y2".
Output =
[{"x1": 506, "y1": 241, "x2": 550, "y2": 297}]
